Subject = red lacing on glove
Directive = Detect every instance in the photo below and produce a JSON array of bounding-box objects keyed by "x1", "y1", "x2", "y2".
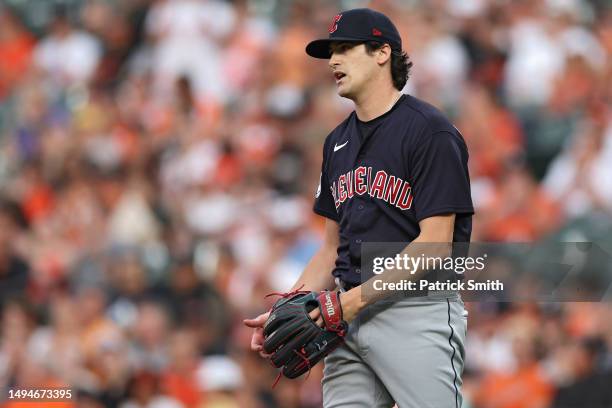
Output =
[
  {"x1": 272, "y1": 371, "x2": 282, "y2": 388},
  {"x1": 264, "y1": 284, "x2": 308, "y2": 300},
  {"x1": 270, "y1": 347, "x2": 312, "y2": 388},
  {"x1": 270, "y1": 360, "x2": 283, "y2": 388},
  {"x1": 292, "y1": 347, "x2": 313, "y2": 378}
]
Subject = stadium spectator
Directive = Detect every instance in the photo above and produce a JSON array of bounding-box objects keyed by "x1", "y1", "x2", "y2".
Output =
[{"x1": 33, "y1": 6, "x2": 101, "y2": 86}]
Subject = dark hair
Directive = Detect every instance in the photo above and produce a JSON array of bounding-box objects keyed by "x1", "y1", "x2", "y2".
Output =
[{"x1": 364, "y1": 41, "x2": 413, "y2": 91}]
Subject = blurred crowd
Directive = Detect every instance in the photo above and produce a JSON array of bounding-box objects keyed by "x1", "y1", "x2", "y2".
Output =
[{"x1": 0, "y1": 0, "x2": 611, "y2": 407}]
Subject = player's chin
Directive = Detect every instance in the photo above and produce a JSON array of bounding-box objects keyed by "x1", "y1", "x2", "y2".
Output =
[{"x1": 336, "y1": 85, "x2": 351, "y2": 98}]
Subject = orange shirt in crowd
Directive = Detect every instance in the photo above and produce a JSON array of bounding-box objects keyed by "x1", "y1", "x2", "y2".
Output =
[
  {"x1": 474, "y1": 363, "x2": 554, "y2": 408},
  {"x1": 22, "y1": 184, "x2": 55, "y2": 224},
  {"x1": 161, "y1": 369, "x2": 201, "y2": 408},
  {"x1": 0, "y1": 30, "x2": 34, "y2": 99},
  {"x1": 483, "y1": 187, "x2": 560, "y2": 241}
]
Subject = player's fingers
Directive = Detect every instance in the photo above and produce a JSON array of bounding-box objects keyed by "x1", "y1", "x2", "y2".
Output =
[
  {"x1": 248, "y1": 327, "x2": 271, "y2": 358},
  {"x1": 243, "y1": 312, "x2": 269, "y2": 328},
  {"x1": 250, "y1": 328, "x2": 264, "y2": 351},
  {"x1": 309, "y1": 308, "x2": 324, "y2": 327},
  {"x1": 243, "y1": 319, "x2": 260, "y2": 328}
]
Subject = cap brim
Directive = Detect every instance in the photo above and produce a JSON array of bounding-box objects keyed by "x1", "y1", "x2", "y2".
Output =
[{"x1": 305, "y1": 38, "x2": 366, "y2": 59}]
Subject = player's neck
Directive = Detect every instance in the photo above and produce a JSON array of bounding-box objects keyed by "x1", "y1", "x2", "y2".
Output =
[{"x1": 353, "y1": 82, "x2": 401, "y2": 122}]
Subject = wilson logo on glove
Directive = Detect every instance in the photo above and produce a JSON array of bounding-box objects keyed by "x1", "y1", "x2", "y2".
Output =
[{"x1": 324, "y1": 293, "x2": 335, "y2": 316}]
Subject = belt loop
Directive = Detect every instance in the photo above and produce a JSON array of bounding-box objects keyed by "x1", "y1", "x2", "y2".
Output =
[{"x1": 335, "y1": 277, "x2": 347, "y2": 293}]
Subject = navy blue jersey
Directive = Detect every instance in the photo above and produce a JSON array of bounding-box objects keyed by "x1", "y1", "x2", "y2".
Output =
[{"x1": 313, "y1": 94, "x2": 474, "y2": 285}]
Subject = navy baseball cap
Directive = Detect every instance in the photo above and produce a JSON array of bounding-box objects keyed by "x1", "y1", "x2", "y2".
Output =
[{"x1": 306, "y1": 8, "x2": 402, "y2": 59}]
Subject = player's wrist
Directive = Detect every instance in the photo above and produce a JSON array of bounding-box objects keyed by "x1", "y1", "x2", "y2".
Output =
[{"x1": 339, "y1": 287, "x2": 366, "y2": 323}]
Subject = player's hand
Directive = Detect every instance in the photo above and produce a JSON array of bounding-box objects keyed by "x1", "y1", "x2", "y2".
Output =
[
  {"x1": 243, "y1": 312, "x2": 271, "y2": 358},
  {"x1": 338, "y1": 288, "x2": 365, "y2": 323}
]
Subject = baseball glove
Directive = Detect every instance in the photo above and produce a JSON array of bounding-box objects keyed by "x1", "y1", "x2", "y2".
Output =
[{"x1": 263, "y1": 289, "x2": 348, "y2": 380}]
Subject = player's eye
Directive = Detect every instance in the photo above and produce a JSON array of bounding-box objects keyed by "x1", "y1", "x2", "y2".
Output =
[{"x1": 331, "y1": 43, "x2": 353, "y2": 54}]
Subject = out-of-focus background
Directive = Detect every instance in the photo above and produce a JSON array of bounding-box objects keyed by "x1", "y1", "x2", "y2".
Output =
[{"x1": 0, "y1": 0, "x2": 611, "y2": 407}]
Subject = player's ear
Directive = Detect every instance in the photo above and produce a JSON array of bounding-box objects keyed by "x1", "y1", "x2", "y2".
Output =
[{"x1": 375, "y1": 44, "x2": 392, "y2": 66}]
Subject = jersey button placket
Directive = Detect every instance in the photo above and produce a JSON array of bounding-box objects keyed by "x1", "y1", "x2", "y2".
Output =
[{"x1": 355, "y1": 239, "x2": 362, "y2": 275}]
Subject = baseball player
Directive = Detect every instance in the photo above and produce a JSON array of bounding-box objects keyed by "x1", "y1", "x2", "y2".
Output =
[{"x1": 245, "y1": 8, "x2": 473, "y2": 408}]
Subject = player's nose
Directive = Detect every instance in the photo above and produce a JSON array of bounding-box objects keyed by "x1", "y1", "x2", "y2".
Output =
[{"x1": 329, "y1": 54, "x2": 341, "y2": 69}]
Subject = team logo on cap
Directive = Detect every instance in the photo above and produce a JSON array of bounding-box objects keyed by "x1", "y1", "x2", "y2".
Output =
[{"x1": 328, "y1": 14, "x2": 342, "y2": 34}]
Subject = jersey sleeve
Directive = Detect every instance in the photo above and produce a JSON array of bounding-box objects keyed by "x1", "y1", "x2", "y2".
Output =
[
  {"x1": 313, "y1": 138, "x2": 340, "y2": 221},
  {"x1": 409, "y1": 129, "x2": 474, "y2": 221}
]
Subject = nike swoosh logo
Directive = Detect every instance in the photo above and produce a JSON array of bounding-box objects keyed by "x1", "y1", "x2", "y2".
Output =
[{"x1": 334, "y1": 140, "x2": 349, "y2": 152}]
